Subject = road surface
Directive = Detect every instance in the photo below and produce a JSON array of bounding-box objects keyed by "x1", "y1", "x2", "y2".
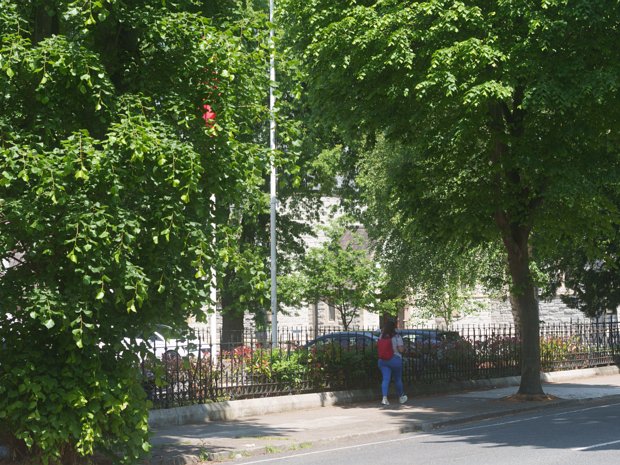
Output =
[{"x1": 230, "y1": 400, "x2": 620, "y2": 465}]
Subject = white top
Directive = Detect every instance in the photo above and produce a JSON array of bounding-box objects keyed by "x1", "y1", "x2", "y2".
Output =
[{"x1": 391, "y1": 334, "x2": 404, "y2": 358}]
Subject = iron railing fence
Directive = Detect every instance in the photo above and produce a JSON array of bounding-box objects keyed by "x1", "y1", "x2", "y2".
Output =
[
  {"x1": 143, "y1": 321, "x2": 620, "y2": 409},
  {"x1": 539, "y1": 320, "x2": 620, "y2": 371}
]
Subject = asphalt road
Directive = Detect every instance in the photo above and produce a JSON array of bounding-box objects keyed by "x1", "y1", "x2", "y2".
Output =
[{"x1": 231, "y1": 400, "x2": 620, "y2": 465}]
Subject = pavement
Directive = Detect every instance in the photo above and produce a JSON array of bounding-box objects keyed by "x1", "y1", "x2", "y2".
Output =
[{"x1": 146, "y1": 366, "x2": 620, "y2": 464}]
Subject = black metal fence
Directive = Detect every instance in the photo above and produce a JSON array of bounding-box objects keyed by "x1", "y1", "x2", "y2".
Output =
[{"x1": 143, "y1": 321, "x2": 620, "y2": 409}]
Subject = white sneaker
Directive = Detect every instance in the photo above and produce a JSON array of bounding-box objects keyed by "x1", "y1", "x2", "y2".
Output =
[
  {"x1": 399, "y1": 394, "x2": 408, "y2": 404},
  {"x1": 381, "y1": 396, "x2": 389, "y2": 406}
]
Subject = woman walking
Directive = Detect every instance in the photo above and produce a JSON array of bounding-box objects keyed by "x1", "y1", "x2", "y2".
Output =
[{"x1": 377, "y1": 320, "x2": 408, "y2": 406}]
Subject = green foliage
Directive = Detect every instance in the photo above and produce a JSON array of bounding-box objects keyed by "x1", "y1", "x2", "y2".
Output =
[
  {"x1": 0, "y1": 347, "x2": 150, "y2": 463},
  {"x1": 407, "y1": 336, "x2": 477, "y2": 380},
  {"x1": 281, "y1": 0, "x2": 620, "y2": 394},
  {"x1": 202, "y1": 0, "x2": 320, "y2": 334},
  {"x1": 412, "y1": 283, "x2": 485, "y2": 327},
  {"x1": 358, "y1": 135, "x2": 509, "y2": 312},
  {"x1": 302, "y1": 342, "x2": 378, "y2": 390},
  {"x1": 539, "y1": 221, "x2": 620, "y2": 318},
  {"x1": 147, "y1": 343, "x2": 380, "y2": 398},
  {"x1": 280, "y1": 217, "x2": 402, "y2": 328},
  {"x1": 190, "y1": 346, "x2": 312, "y2": 395},
  {"x1": 539, "y1": 335, "x2": 585, "y2": 371},
  {"x1": 281, "y1": 0, "x2": 620, "y2": 282},
  {"x1": 475, "y1": 334, "x2": 593, "y2": 373},
  {"x1": 268, "y1": 350, "x2": 309, "y2": 388},
  {"x1": 0, "y1": 0, "x2": 287, "y2": 462},
  {"x1": 474, "y1": 335, "x2": 521, "y2": 372}
]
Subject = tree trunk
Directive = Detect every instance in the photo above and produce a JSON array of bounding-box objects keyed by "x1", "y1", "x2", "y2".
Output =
[
  {"x1": 490, "y1": 98, "x2": 545, "y2": 398},
  {"x1": 33, "y1": 4, "x2": 59, "y2": 44},
  {"x1": 508, "y1": 292, "x2": 521, "y2": 328},
  {"x1": 221, "y1": 311, "x2": 244, "y2": 350},
  {"x1": 501, "y1": 223, "x2": 545, "y2": 397},
  {"x1": 339, "y1": 304, "x2": 350, "y2": 330},
  {"x1": 220, "y1": 279, "x2": 245, "y2": 351}
]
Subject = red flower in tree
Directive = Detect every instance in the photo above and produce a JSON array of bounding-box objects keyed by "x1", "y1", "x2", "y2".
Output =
[{"x1": 202, "y1": 104, "x2": 216, "y2": 128}]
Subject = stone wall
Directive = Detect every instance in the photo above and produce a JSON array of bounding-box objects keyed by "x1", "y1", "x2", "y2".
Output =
[{"x1": 408, "y1": 295, "x2": 602, "y2": 328}]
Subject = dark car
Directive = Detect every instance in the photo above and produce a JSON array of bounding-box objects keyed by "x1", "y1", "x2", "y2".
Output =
[
  {"x1": 303, "y1": 331, "x2": 379, "y2": 351},
  {"x1": 374, "y1": 329, "x2": 470, "y2": 372},
  {"x1": 373, "y1": 329, "x2": 461, "y2": 346},
  {"x1": 398, "y1": 329, "x2": 462, "y2": 346}
]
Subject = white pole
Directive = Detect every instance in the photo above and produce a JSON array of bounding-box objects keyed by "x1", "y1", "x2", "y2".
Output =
[
  {"x1": 209, "y1": 194, "x2": 219, "y2": 362},
  {"x1": 269, "y1": 0, "x2": 278, "y2": 348}
]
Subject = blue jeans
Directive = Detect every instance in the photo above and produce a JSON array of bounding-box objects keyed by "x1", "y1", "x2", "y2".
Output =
[{"x1": 378, "y1": 355, "x2": 404, "y2": 397}]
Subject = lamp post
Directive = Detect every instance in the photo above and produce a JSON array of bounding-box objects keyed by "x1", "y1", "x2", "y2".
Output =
[
  {"x1": 209, "y1": 194, "x2": 218, "y2": 362},
  {"x1": 269, "y1": 0, "x2": 278, "y2": 348}
]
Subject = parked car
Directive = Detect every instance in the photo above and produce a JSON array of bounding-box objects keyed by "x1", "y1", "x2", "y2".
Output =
[
  {"x1": 372, "y1": 329, "x2": 471, "y2": 372},
  {"x1": 373, "y1": 328, "x2": 461, "y2": 348},
  {"x1": 403, "y1": 329, "x2": 472, "y2": 372},
  {"x1": 128, "y1": 324, "x2": 210, "y2": 361},
  {"x1": 303, "y1": 331, "x2": 379, "y2": 351},
  {"x1": 398, "y1": 329, "x2": 462, "y2": 346}
]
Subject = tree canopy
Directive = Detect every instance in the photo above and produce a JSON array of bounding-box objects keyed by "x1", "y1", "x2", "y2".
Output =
[
  {"x1": 542, "y1": 223, "x2": 620, "y2": 318},
  {"x1": 281, "y1": 0, "x2": 620, "y2": 396},
  {"x1": 0, "y1": 0, "x2": 286, "y2": 462}
]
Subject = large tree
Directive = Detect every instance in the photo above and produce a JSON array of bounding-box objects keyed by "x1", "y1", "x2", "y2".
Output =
[
  {"x1": 0, "y1": 0, "x2": 283, "y2": 462},
  {"x1": 281, "y1": 0, "x2": 620, "y2": 397}
]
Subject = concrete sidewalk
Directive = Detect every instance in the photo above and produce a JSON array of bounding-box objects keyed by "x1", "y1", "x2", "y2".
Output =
[{"x1": 146, "y1": 366, "x2": 620, "y2": 464}]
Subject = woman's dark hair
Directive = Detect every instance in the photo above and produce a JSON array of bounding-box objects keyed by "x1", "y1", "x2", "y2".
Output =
[{"x1": 381, "y1": 319, "x2": 397, "y2": 338}]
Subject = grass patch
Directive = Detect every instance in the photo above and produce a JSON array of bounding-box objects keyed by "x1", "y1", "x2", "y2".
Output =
[
  {"x1": 198, "y1": 447, "x2": 212, "y2": 461},
  {"x1": 265, "y1": 445, "x2": 284, "y2": 454},
  {"x1": 289, "y1": 442, "x2": 313, "y2": 451},
  {"x1": 227, "y1": 451, "x2": 251, "y2": 460}
]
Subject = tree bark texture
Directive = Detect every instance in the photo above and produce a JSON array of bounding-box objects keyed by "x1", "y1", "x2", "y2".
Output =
[
  {"x1": 33, "y1": 4, "x2": 59, "y2": 44},
  {"x1": 220, "y1": 280, "x2": 245, "y2": 350},
  {"x1": 500, "y1": 221, "x2": 545, "y2": 396}
]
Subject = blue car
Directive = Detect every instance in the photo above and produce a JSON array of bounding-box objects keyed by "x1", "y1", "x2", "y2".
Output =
[{"x1": 303, "y1": 331, "x2": 379, "y2": 351}]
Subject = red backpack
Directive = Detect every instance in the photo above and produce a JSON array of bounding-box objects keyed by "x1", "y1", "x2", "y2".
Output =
[{"x1": 377, "y1": 335, "x2": 394, "y2": 360}]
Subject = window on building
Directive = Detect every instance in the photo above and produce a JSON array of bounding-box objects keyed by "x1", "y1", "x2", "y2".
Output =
[{"x1": 328, "y1": 303, "x2": 336, "y2": 321}]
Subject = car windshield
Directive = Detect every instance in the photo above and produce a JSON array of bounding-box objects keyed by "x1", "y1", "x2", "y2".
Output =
[
  {"x1": 441, "y1": 331, "x2": 461, "y2": 342},
  {"x1": 140, "y1": 324, "x2": 192, "y2": 342},
  {"x1": 374, "y1": 329, "x2": 463, "y2": 344},
  {"x1": 148, "y1": 333, "x2": 165, "y2": 343},
  {"x1": 308, "y1": 332, "x2": 376, "y2": 349}
]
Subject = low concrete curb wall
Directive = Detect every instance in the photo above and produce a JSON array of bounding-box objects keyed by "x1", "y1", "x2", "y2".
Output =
[
  {"x1": 541, "y1": 365, "x2": 619, "y2": 382},
  {"x1": 148, "y1": 365, "x2": 620, "y2": 428},
  {"x1": 148, "y1": 389, "x2": 376, "y2": 427}
]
